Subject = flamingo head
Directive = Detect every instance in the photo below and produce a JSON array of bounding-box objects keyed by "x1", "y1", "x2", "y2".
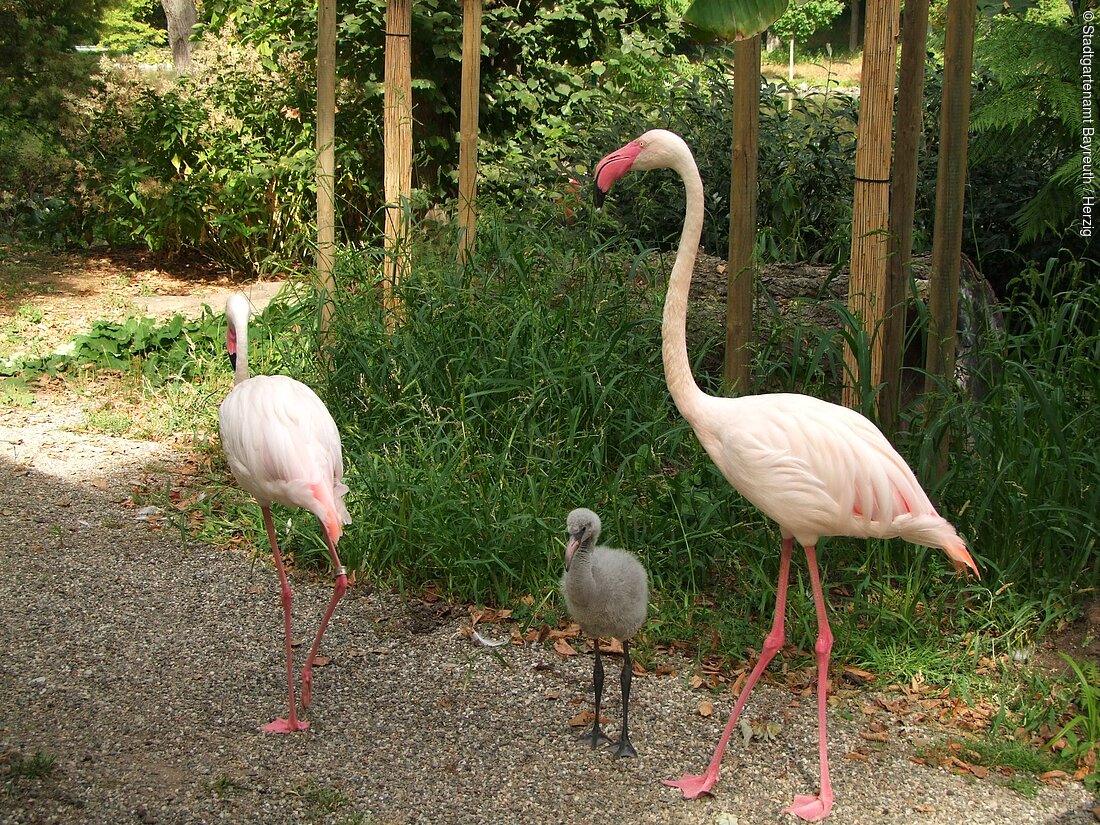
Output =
[
  {"x1": 224, "y1": 293, "x2": 252, "y2": 382},
  {"x1": 564, "y1": 507, "x2": 601, "y2": 571},
  {"x1": 593, "y1": 129, "x2": 688, "y2": 208}
]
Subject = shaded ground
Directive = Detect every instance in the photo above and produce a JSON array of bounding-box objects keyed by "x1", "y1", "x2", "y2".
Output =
[{"x1": 0, "y1": 245, "x2": 279, "y2": 363}]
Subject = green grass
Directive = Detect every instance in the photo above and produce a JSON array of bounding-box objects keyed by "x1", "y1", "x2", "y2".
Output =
[
  {"x1": 4, "y1": 751, "x2": 57, "y2": 780},
  {"x1": 295, "y1": 781, "x2": 357, "y2": 821}
]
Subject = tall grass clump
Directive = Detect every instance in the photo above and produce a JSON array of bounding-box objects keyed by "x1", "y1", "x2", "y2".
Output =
[
  {"x1": 319, "y1": 217, "x2": 761, "y2": 607},
  {"x1": 899, "y1": 257, "x2": 1100, "y2": 634}
]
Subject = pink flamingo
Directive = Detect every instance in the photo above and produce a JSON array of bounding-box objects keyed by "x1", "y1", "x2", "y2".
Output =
[
  {"x1": 594, "y1": 130, "x2": 978, "y2": 820},
  {"x1": 219, "y1": 293, "x2": 351, "y2": 733}
]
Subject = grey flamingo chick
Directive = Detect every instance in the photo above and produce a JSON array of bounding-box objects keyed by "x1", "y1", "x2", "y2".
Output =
[{"x1": 561, "y1": 508, "x2": 649, "y2": 757}]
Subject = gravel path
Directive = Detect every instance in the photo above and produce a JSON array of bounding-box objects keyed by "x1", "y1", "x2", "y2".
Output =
[{"x1": 0, "y1": 398, "x2": 1094, "y2": 825}]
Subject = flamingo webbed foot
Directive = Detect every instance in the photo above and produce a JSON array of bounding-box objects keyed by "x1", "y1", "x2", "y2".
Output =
[
  {"x1": 611, "y1": 736, "x2": 637, "y2": 759},
  {"x1": 577, "y1": 725, "x2": 613, "y2": 749},
  {"x1": 260, "y1": 717, "x2": 309, "y2": 734},
  {"x1": 662, "y1": 771, "x2": 717, "y2": 799},
  {"x1": 783, "y1": 793, "x2": 832, "y2": 821}
]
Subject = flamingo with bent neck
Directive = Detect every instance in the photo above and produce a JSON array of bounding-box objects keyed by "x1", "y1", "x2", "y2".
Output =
[
  {"x1": 219, "y1": 293, "x2": 352, "y2": 733},
  {"x1": 594, "y1": 129, "x2": 978, "y2": 820}
]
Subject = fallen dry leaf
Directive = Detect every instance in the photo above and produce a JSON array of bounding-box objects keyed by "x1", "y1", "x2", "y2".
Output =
[
  {"x1": 553, "y1": 638, "x2": 578, "y2": 657},
  {"x1": 549, "y1": 623, "x2": 581, "y2": 639},
  {"x1": 698, "y1": 701, "x2": 714, "y2": 717},
  {"x1": 568, "y1": 710, "x2": 595, "y2": 728},
  {"x1": 842, "y1": 665, "x2": 875, "y2": 684},
  {"x1": 311, "y1": 656, "x2": 332, "y2": 668}
]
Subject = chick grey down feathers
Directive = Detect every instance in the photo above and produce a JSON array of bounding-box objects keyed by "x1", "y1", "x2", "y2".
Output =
[
  {"x1": 561, "y1": 508, "x2": 648, "y2": 642},
  {"x1": 560, "y1": 508, "x2": 648, "y2": 757}
]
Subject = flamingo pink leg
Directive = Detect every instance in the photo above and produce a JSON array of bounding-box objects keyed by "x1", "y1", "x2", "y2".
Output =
[
  {"x1": 784, "y1": 543, "x2": 834, "y2": 821},
  {"x1": 300, "y1": 531, "x2": 348, "y2": 709},
  {"x1": 664, "y1": 537, "x2": 795, "y2": 798},
  {"x1": 259, "y1": 506, "x2": 309, "y2": 733}
]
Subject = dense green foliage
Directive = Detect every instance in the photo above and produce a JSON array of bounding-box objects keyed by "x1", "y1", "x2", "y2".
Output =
[
  {"x1": 970, "y1": 2, "x2": 1083, "y2": 244},
  {"x1": 1, "y1": 311, "x2": 222, "y2": 382},
  {"x1": 768, "y1": 0, "x2": 845, "y2": 45},
  {"x1": 1, "y1": 0, "x2": 1089, "y2": 283}
]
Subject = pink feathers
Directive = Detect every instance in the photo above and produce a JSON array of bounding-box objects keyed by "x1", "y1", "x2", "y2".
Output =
[{"x1": 218, "y1": 293, "x2": 351, "y2": 732}]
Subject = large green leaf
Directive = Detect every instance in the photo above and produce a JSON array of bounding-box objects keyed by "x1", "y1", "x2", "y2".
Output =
[{"x1": 684, "y1": 0, "x2": 790, "y2": 40}]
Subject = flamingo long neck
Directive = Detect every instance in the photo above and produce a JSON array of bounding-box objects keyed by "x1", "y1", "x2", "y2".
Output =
[
  {"x1": 569, "y1": 546, "x2": 595, "y2": 587},
  {"x1": 662, "y1": 156, "x2": 707, "y2": 419},
  {"x1": 232, "y1": 317, "x2": 250, "y2": 386}
]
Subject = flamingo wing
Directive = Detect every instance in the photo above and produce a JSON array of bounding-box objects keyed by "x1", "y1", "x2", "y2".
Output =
[
  {"x1": 696, "y1": 393, "x2": 958, "y2": 550},
  {"x1": 219, "y1": 374, "x2": 350, "y2": 540}
]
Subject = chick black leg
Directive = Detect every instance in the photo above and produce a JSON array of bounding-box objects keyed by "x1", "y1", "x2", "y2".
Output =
[
  {"x1": 612, "y1": 639, "x2": 638, "y2": 758},
  {"x1": 579, "y1": 642, "x2": 612, "y2": 748}
]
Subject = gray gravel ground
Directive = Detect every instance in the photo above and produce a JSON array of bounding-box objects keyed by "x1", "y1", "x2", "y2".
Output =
[{"x1": 1, "y1": 399, "x2": 1095, "y2": 825}]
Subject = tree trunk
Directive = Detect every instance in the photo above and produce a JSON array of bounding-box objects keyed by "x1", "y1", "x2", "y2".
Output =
[
  {"x1": 161, "y1": 0, "x2": 197, "y2": 72},
  {"x1": 316, "y1": 0, "x2": 337, "y2": 344},
  {"x1": 848, "y1": 0, "x2": 861, "y2": 52},
  {"x1": 383, "y1": 0, "x2": 413, "y2": 325},
  {"x1": 843, "y1": 0, "x2": 900, "y2": 412},
  {"x1": 725, "y1": 34, "x2": 761, "y2": 393},
  {"x1": 457, "y1": 0, "x2": 483, "y2": 264},
  {"x1": 925, "y1": 0, "x2": 976, "y2": 472},
  {"x1": 882, "y1": 0, "x2": 930, "y2": 432}
]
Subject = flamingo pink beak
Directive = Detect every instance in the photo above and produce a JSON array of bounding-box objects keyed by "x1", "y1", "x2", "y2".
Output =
[
  {"x1": 226, "y1": 324, "x2": 238, "y2": 372},
  {"x1": 593, "y1": 140, "x2": 643, "y2": 208},
  {"x1": 564, "y1": 537, "x2": 580, "y2": 571}
]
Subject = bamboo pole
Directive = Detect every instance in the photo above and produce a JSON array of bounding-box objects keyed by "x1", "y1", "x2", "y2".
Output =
[
  {"x1": 843, "y1": 0, "x2": 900, "y2": 410},
  {"x1": 316, "y1": 0, "x2": 336, "y2": 343},
  {"x1": 457, "y1": 0, "x2": 483, "y2": 264},
  {"x1": 383, "y1": 0, "x2": 412, "y2": 324},
  {"x1": 925, "y1": 0, "x2": 976, "y2": 472},
  {"x1": 725, "y1": 34, "x2": 761, "y2": 394},
  {"x1": 882, "y1": 0, "x2": 930, "y2": 432}
]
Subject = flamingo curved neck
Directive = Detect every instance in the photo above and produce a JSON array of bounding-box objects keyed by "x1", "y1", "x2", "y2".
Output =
[
  {"x1": 230, "y1": 317, "x2": 251, "y2": 386},
  {"x1": 662, "y1": 155, "x2": 707, "y2": 418}
]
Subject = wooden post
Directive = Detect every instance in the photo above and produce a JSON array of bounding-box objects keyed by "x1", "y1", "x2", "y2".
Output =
[
  {"x1": 316, "y1": 0, "x2": 337, "y2": 343},
  {"x1": 843, "y1": 0, "x2": 900, "y2": 410},
  {"x1": 882, "y1": 0, "x2": 930, "y2": 432},
  {"x1": 457, "y1": 0, "x2": 483, "y2": 264},
  {"x1": 925, "y1": 0, "x2": 976, "y2": 471},
  {"x1": 725, "y1": 34, "x2": 761, "y2": 393},
  {"x1": 383, "y1": 0, "x2": 413, "y2": 323}
]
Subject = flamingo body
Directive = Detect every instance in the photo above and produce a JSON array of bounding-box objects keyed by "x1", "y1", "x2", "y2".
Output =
[
  {"x1": 219, "y1": 293, "x2": 351, "y2": 733},
  {"x1": 689, "y1": 392, "x2": 972, "y2": 567},
  {"x1": 220, "y1": 374, "x2": 350, "y2": 541},
  {"x1": 595, "y1": 129, "x2": 977, "y2": 820}
]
